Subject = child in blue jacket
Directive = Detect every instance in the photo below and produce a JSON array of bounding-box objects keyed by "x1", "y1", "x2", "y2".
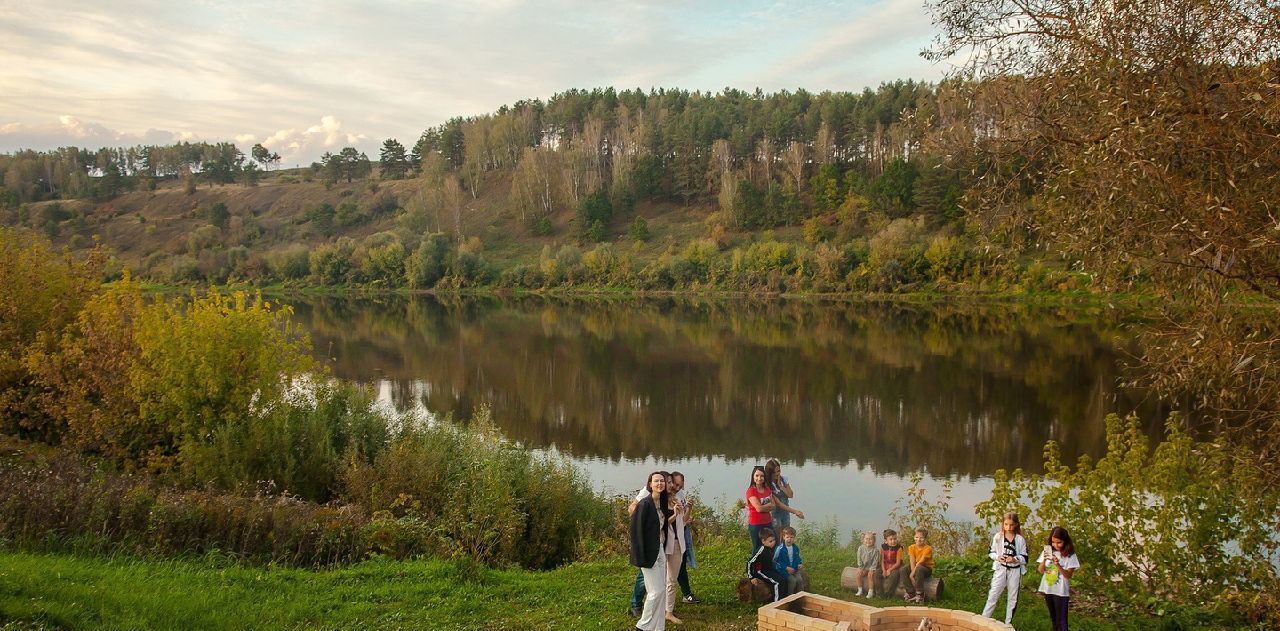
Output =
[{"x1": 774, "y1": 526, "x2": 808, "y2": 595}]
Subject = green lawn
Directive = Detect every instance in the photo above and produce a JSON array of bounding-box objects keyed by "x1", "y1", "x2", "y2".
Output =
[{"x1": 0, "y1": 542, "x2": 1208, "y2": 630}]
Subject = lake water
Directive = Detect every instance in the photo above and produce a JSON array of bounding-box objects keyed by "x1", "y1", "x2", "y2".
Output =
[{"x1": 285, "y1": 295, "x2": 1167, "y2": 540}]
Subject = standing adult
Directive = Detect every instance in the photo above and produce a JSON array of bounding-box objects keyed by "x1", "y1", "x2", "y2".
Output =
[
  {"x1": 630, "y1": 471, "x2": 669, "y2": 631},
  {"x1": 746, "y1": 465, "x2": 805, "y2": 551},
  {"x1": 659, "y1": 473, "x2": 686, "y2": 625},
  {"x1": 763, "y1": 459, "x2": 797, "y2": 530},
  {"x1": 669, "y1": 472, "x2": 700, "y2": 604}
]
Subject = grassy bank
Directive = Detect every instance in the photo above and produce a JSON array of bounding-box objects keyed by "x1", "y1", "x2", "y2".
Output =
[{"x1": 0, "y1": 542, "x2": 1217, "y2": 631}]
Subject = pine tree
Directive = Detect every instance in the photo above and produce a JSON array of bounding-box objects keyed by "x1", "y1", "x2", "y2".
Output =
[{"x1": 379, "y1": 139, "x2": 409, "y2": 180}]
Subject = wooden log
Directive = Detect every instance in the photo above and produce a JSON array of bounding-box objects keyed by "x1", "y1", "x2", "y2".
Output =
[
  {"x1": 839, "y1": 566, "x2": 944, "y2": 601},
  {"x1": 735, "y1": 577, "x2": 774, "y2": 603}
]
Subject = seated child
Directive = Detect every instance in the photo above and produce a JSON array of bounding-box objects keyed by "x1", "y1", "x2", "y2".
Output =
[
  {"x1": 853, "y1": 530, "x2": 880, "y2": 597},
  {"x1": 774, "y1": 526, "x2": 807, "y2": 595},
  {"x1": 873, "y1": 528, "x2": 908, "y2": 597},
  {"x1": 905, "y1": 527, "x2": 935, "y2": 602},
  {"x1": 747, "y1": 527, "x2": 789, "y2": 602}
]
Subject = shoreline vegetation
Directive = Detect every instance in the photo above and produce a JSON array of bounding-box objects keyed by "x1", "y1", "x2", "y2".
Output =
[
  {"x1": 3, "y1": 0, "x2": 1279, "y2": 621},
  {"x1": 2, "y1": 227, "x2": 1278, "y2": 629}
]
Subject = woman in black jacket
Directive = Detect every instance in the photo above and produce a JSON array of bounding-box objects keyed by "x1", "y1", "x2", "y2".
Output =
[{"x1": 629, "y1": 471, "x2": 670, "y2": 631}]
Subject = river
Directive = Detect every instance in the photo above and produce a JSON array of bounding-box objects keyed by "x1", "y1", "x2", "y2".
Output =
[{"x1": 284, "y1": 294, "x2": 1168, "y2": 540}]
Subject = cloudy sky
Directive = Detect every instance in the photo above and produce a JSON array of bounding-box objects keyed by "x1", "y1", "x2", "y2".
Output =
[{"x1": 0, "y1": 0, "x2": 949, "y2": 166}]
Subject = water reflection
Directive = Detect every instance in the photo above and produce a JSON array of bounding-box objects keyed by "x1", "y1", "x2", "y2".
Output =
[{"x1": 287, "y1": 295, "x2": 1166, "y2": 478}]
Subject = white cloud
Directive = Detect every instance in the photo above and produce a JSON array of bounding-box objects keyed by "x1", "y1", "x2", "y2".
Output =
[
  {"x1": 261, "y1": 116, "x2": 371, "y2": 166},
  {"x1": 0, "y1": 1, "x2": 947, "y2": 163},
  {"x1": 0, "y1": 116, "x2": 188, "y2": 150}
]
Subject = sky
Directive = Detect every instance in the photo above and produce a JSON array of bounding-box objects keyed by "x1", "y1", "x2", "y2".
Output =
[{"x1": 0, "y1": 0, "x2": 951, "y2": 166}]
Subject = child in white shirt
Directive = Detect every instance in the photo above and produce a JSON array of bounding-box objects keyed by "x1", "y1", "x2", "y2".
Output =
[{"x1": 1037, "y1": 526, "x2": 1081, "y2": 631}]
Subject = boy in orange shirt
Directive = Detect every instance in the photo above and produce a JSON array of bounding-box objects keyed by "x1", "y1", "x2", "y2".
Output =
[{"x1": 905, "y1": 527, "x2": 935, "y2": 602}]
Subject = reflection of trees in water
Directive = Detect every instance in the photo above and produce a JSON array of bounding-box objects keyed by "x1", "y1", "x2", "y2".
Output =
[{"x1": 289, "y1": 295, "x2": 1169, "y2": 477}]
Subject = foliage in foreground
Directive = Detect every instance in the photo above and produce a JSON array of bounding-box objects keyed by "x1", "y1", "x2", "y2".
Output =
[
  {"x1": 0, "y1": 228, "x2": 608, "y2": 570},
  {"x1": 0, "y1": 403, "x2": 609, "y2": 571},
  {"x1": 976, "y1": 414, "x2": 1280, "y2": 624}
]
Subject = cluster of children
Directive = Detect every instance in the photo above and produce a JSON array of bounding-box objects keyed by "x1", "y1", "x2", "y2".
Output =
[
  {"x1": 745, "y1": 513, "x2": 1081, "y2": 630},
  {"x1": 745, "y1": 526, "x2": 807, "y2": 602},
  {"x1": 848, "y1": 527, "x2": 935, "y2": 602}
]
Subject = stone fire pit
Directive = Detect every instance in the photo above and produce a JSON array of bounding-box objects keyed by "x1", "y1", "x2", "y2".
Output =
[{"x1": 757, "y1": 592, "x2": 1015, "y2": 631}]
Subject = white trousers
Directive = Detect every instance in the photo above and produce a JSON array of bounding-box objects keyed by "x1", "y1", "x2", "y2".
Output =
[
  {"x1": 664, "y1": 550, "x2": 683, "y2": 614},
  {"x1": 638, "y1": 552, "x2": 668, "y2": 631},
  {"x1": 982, "y1": 565, "x2": 1021, "y2": 623}
]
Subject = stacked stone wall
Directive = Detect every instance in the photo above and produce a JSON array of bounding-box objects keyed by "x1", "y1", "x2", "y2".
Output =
[{"x1": 758, "y1": 592, "x2": 1015, "y2": 631}]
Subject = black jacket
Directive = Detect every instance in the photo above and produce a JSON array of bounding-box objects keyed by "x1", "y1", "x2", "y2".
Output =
[
  {"x1": 629, "y1": 495, "x2": 662, "y2": 568},
  {"x1": 748, "y1": 543, "x2": 776, "y2": 575}
]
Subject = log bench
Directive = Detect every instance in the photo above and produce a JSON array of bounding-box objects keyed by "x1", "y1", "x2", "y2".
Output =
[
  {"x1": 735, "y1": 571, "x2": 810, "y2": 603},
  {"x1": 839, "y1": 566, "x2": 944, "y2": 601}
]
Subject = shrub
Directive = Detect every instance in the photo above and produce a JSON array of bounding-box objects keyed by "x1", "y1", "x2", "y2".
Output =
[
  {"x1": 309, "y1": 241, "x2": 354, "y2": 285},
  {"x1": 186, "y1": 225, "x2": 220, "y2": 254},
  {"x1": 553, "y1": 244, "x2": 582, "y2": 282},
  {"x1": 531, "y1": 216, "x2": 554, "y2": 236},
  {"x1": 269, "y1": 245, "x2": 311, "y2": 280},
  {"x1": 976, "y1": 414, "x2": 1280, "y2": 612},
  {"x1": 131, "y1": 290, "x2": 314, "y2": 468},
  {"x1": 335, "y1": 201, "x2": 365, "y2": 227},
  {"x1": 924, "y1": 235, "x2": 967, "y2": 282},
  {"x1": 888, "y1": 472, "x2": 975, "y2": 557},
  {"x1": 405, "y1": 233, "x2": 452, "y2": 289},
  {"x1": 0, "y1": 229, "x2": 106, "y2": 440},
  {"x1": 180, "y1": 380, "x2": 388, "y2": 502},
  {"x1": 23, "y1": 281, "x2": 146, "y2": 459},
  {"x1": 581, "y1": 243, "x2": 618, "y2": 284},
  {"x1": 366, "y1": 193, "x2": 399, "y2": 217},
  {"x1": 0, "y1": 449, "x2": 373, "y2": 567},
  {"x1": 305, "y1": 203, "x2": 336, "y2": 237},
  {"x1": 339, "y1": 406, "x2": 609, "y2": 569},
  {"x1": 168, "y1": 255, "x2": 201, "y2": 283},
  {"x1": 359, "y1": 241, "x2": 406, "y2": 287},
  {"x1": 802, "y1": 215, "x2": 833, "y2": 244},
  {"x1": 628, "y1": 216, "x2": 650, "y2": 241}
]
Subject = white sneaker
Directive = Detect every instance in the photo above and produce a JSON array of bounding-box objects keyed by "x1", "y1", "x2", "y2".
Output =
[
  {"x1": 868, "y1": 590, "x2": 875, "y2": 598},
  {"x1": 854, "y1": 588, "x2": 863, "y2": 596}
]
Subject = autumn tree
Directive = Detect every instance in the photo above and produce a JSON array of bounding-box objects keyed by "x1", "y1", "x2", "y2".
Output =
[{"x1": 927, "y1": 0, "x2": 1280, "y2": 476}]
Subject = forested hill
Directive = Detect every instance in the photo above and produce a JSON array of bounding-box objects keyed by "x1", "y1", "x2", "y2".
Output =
[{"x1": 0, "y1": 83, "x2": 1087, "y2": 293}]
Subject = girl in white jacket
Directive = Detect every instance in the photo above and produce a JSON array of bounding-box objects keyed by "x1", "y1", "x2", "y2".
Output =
[{"x1": 982, "y1": 512, "x2": 1028, "y2": 624}]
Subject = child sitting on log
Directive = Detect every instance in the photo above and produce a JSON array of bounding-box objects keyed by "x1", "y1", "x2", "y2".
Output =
[
  {"x1": 747, "y1": 527, "x2": 788, "y2": 602},
  {"x1": 906, "y1": 527, "x2": 935, "y2": 603},
  {"x1": 774, "y1": 526, "x2": 808, "y2": 595}
]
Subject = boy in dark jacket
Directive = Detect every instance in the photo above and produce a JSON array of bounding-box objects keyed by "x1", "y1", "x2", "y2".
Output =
[{"x1": 746, "y1": 527, "x2": 788, "y2": 602}]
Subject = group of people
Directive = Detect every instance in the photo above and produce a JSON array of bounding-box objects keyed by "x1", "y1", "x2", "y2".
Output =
[
  {"x1": 980, "y1": 512, "x2": 1080, "y2": 631},
  {"x1": 626, "y1": 470, "x2": 700, "y2": 630},
  {"x1": 627, "y1": 463, "x2": 1082, "y2": 631},
  {"x1": 847, "y1": 527, "x2": 935, "y2": 602}
]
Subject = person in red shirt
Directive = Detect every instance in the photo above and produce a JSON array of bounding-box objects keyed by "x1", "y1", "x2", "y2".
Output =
[{"x1": 745, "y1": 465, "x2": 805, "y2": 551}]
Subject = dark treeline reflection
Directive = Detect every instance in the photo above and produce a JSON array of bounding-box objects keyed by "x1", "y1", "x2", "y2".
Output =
[{"x1": 287, "y1": 295, "x2": 1168, "y2": 478}]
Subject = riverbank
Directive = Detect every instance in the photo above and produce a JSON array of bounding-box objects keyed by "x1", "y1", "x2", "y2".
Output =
[{"x1": 0, "y1": 543, "x2": 1227, "y2": 630}]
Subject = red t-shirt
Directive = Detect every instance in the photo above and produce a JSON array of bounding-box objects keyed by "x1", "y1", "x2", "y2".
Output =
[{"x1": 745, "y1": 486, "x2": 774, "y2": 526}]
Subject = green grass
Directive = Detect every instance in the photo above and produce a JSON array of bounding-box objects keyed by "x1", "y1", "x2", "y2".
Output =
[{"x1": 0, "y1": 541, "x2": 1212, "y2": 631}]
